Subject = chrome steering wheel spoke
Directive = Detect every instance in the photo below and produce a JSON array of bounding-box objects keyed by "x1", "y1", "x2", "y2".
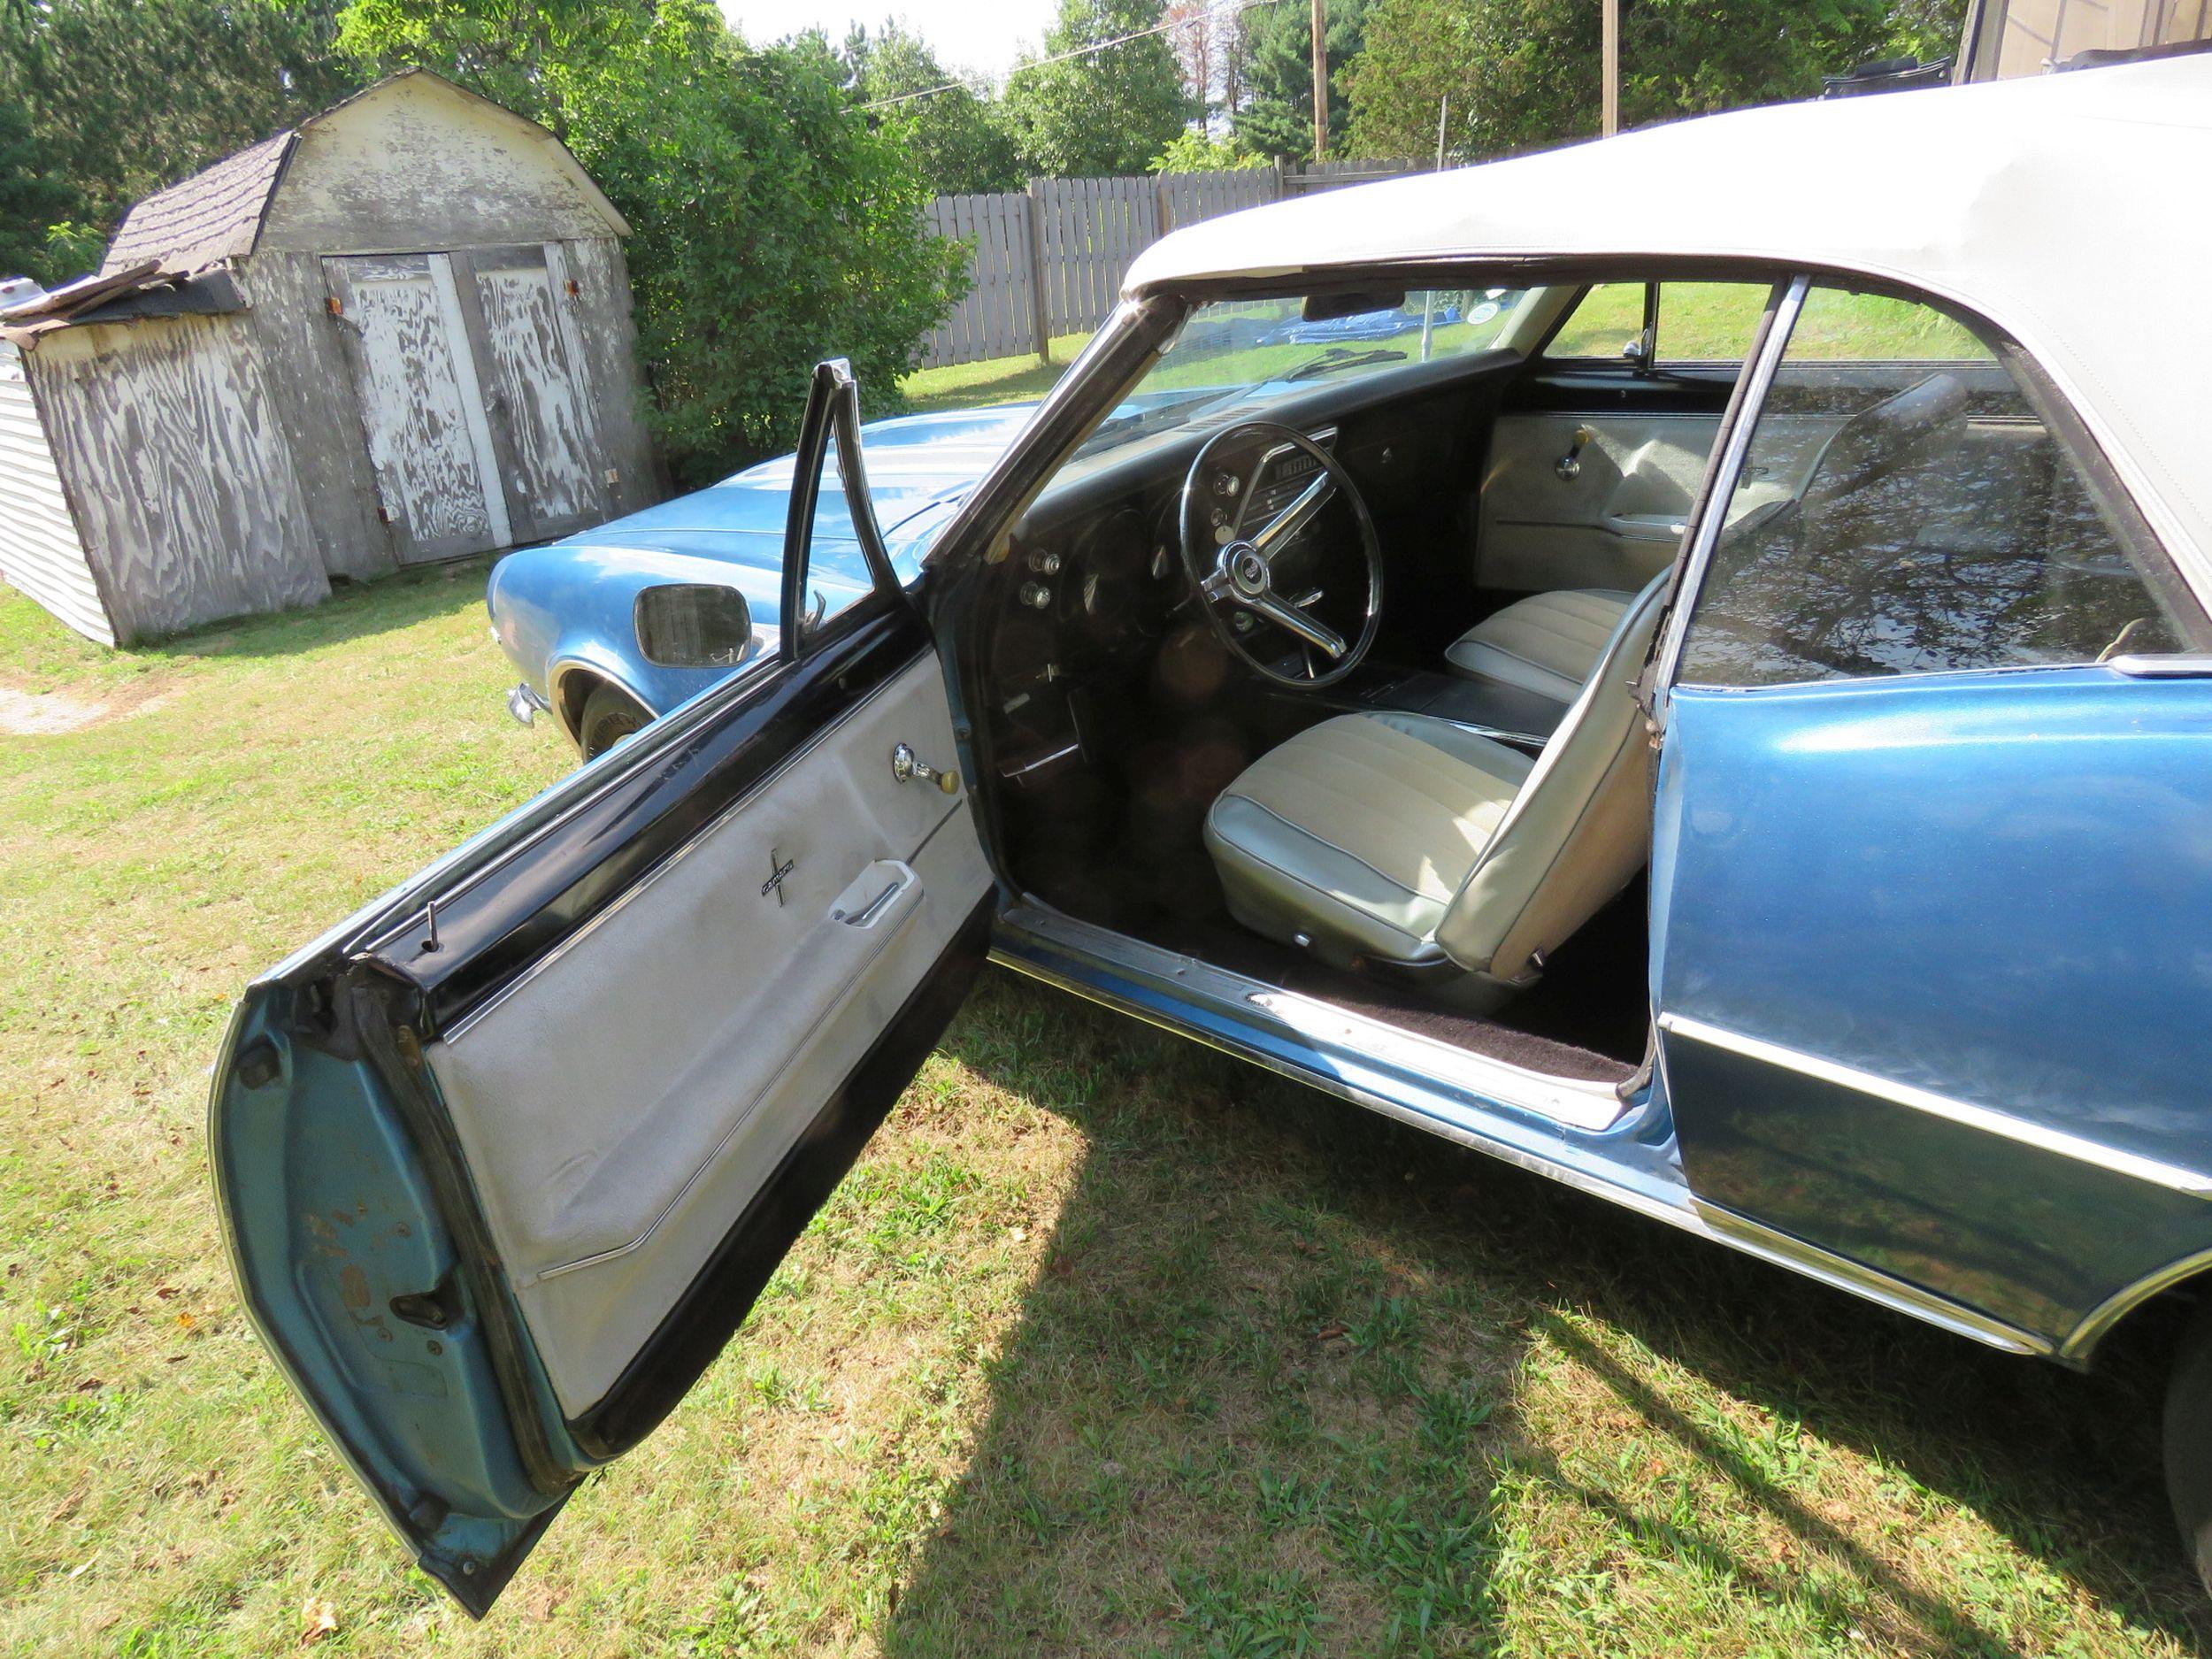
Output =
[
  {"x1": 1251, "y1": 472, "x2": 1336, "y2": 557},
  {"x1": 1179, "y1": 419, "x2": 1384, "y2": 692},
  {"x1": 1253, "y1": 591, "x2": 1347, "y2": 658}
]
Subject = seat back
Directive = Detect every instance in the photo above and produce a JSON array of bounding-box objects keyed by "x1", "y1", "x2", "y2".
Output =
[{"x1": 1436, "y1": 572, "x2": 1669, "y2": 983}]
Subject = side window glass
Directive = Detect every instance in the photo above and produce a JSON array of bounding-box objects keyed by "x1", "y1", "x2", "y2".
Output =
[
  {"x1": 796, "y1": 438, "x2": 872, "y2": 636},
  {"x1": 1678, "y1": 285, "x2": 2205, "y2": 687},
  {"x1": 1545, "y1": 281, "x2": 1645, "y2": 361},
  {"x1": 1545, "y1": 281, "x2": 1768, "y2": 365},
  {"x1": 1653, "y1": 283, "x2": 1767, "y2": 364}
]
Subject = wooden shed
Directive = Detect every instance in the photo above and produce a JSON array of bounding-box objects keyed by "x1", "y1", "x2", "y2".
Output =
[{"x1": 0, "y1": 70, "x2": 662, "y2": 646}]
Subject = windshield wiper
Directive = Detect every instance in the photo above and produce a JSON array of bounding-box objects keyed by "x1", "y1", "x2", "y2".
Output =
[{"x1": 1279, "y1": 347, "x2": 1409, "y2": 383}]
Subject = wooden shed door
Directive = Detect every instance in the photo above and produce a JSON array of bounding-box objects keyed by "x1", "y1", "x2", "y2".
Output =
[
  {"x1": 457, "y1": 245, "x2": 605, "y2": 541},
  {"x1": 325, "y1": 253, "x2": 510, "y2": 562}
]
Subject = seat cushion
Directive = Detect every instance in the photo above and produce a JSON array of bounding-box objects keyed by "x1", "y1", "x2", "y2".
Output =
[
  {"x1": 1203, "y1": 710, "x2": 1532, "y2": 972},
  {"x1": 1444, "y1": 588, "x2": 1636, "y2": 702}
]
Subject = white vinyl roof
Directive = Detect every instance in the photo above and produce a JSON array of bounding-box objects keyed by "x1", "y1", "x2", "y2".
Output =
[{"x1": 1125, "y1": 58, "x2": 2212, "y2": 595}]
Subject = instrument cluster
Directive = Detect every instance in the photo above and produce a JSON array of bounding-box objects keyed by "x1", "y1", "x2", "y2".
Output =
[{"x1": 1009, "y1": 498, "x2": 1182, "y2": 647}]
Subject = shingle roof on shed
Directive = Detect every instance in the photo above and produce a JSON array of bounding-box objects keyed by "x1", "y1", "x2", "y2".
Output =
[
  {"x1": 100, "y1": 132, "x2": 296, "y2": 277},
  {"x1": 94, "y1": 70, "x2": 628, "y2": 280}
]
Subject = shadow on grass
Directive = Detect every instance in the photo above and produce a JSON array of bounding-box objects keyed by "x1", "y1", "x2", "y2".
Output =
[
  {"x1": 144, "y1": 557, "x2": 510, "y2": 667},
  {"x1": 879, "y1": 970, "x2": 2208, "y2": 1655}
]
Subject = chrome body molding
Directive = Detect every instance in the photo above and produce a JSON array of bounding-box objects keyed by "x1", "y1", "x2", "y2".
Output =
[
  {"x1": 1656, "y1": 1011, "x2": 2212, "y2": 1200},
  {"x1": 1687, "y1": 1200, "x2": 2050, "y2": 1356},
  {"x1": 2058, "y1": 1246, "x2": 2212, "y2": 1362},
  {"x1": 989, "y1": 902, "x2": 2060, "y2": 1360}
]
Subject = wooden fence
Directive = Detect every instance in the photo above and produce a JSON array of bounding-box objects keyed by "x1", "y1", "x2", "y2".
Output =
[{"x1": 918, "y1": 160, "x2": 1421, "y2": 370}]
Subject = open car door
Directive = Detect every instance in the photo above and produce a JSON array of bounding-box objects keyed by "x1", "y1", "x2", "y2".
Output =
[{"x1": 208, "y1": 361, "x2": 994, "y2": 1615}]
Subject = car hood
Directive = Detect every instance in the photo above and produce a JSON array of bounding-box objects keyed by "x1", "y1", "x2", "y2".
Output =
[{"x1": 572, "y1": 402, "x2": 1040, "y2": 584}]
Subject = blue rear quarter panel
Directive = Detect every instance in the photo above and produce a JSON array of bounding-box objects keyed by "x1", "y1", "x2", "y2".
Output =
[{"x1": 1654, "y1": 666, "x2": 2212, "y2": 1339}]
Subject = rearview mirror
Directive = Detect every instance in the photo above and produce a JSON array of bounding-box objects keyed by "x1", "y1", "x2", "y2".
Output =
[
  {"x1": 1303, "y1": 288, "x2": 1406, "y2": 325},
  {"x1": 634, "y1": 583, "x2": 756, "y2": 669}
]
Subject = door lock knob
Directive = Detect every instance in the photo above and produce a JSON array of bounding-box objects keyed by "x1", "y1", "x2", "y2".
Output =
[
  {"x1": 891, "y1": 741, "x2": 960, "y2": 795},
  {"x1": 1555, "y1": 424, "x2": 1598, "y2": 481}
]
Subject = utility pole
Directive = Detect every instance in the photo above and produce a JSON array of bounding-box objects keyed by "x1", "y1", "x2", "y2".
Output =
[
  {"x1": 1601, "y1": 0, "x2": 1619, "y2": 135},
  {"x1": 1310, "y1": 0, "x2": 1328, "y2": 163}
]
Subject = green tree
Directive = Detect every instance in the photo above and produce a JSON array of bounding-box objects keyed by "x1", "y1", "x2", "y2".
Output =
[
  {"x1": 337, "y1": 0, "x2": 964, "y2": 484},
  {"x1": 1001, "y1": 0, "x2": 1190, "y2": 177},
  {"x1": 1149, "y1": 127, "x2": 1265, "y2": 173},
  {"x1": 1232, "y1": 0, "x2": 1370, "y2": 163},
  {"x1": 0, "y1": 104, "x2": 75, "y2": 283},
  {"x1": 844, "y1": 19, "x2": 1023, "y2": 196},
  {"x1": 0, "y1": 0, "x2": 362, "y2": 281},
  {"x1": 1346, "y1": 0, "x2": 1965, "y2": 163}
]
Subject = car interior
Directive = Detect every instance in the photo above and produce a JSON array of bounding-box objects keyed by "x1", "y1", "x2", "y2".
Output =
[{"x1": 965, "y1": 269, "x2": 2180, "y2": 1096}]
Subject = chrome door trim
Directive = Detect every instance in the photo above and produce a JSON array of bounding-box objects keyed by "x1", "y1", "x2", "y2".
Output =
[
  {"x1": 992, "y1": 902, "x2": 2067, "y2": 1361},
  {"x1": 1647, "y1": 274, "x2": 1808, "y2": 703},
  {"x1": 1657, "y1": 1011, "x2": 2212, "y2": 1199}
]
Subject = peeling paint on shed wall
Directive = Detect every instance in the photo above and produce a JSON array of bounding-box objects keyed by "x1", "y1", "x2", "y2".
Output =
[
  {"x1": 553, "y1": 237, "x2": 664, "y2": 517},
  {"x1": 258, "y1": 77, "x2": 618, "y2": 258},
  {"x1": 234, "y1": 251, "x2": 392, "y2": 582},
  {"x1": 31, "y1": 315, "x2": 324, "y2": 644}
]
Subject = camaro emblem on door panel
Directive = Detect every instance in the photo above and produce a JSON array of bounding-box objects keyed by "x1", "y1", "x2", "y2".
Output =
[{"x1": 762, "y1": 849, "x2": 795, "y2": 905}]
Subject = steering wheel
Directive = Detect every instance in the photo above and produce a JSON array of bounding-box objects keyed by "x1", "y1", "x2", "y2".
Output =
[{"x1": 1179, "y1": 420, "x2": 1383, "y2": 688}]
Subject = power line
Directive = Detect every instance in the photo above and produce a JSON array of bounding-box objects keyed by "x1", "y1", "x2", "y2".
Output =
[{"x1": 857, "y1": 0, "x2": 1294, "y2": 112}]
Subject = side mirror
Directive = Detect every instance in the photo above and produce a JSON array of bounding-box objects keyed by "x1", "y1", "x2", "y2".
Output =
[
  {"x1": 1621, "y1": 328, "x2": 1655, "y2": 373},
  {"x1": 634, "y1": 583, "x2": 756, "y2": 669}
]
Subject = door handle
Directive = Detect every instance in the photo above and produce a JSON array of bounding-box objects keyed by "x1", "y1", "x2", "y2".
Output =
[
  {"x1": 1555, "y1": 424, "x2": 1598, "y2": 481},
  {"x1": 891, "y1": 741, "x2": 961, "y2": 795},
  {"x1": 830, "y1": 859, "x2": 918, "y2": 928}
]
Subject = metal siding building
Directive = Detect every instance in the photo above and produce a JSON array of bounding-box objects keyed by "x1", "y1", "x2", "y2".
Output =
[{"x1": 0, "y1": 71, "x2": 663, "y2": 646}]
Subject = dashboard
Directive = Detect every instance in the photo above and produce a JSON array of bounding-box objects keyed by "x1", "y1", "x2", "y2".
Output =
[{"x1": 979, "y1": 347, "x2": 1521, "y2": 799}]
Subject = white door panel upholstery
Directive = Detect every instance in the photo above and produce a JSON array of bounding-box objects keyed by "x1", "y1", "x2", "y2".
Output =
[
  {"x1": 1479, "y1": 412, "x2": 1838, "y2": 595},
  {"x1": 426, "y1": 655, "x2": 988, "y2": 1417},
  {"x1": 1479, "y1": 413, "x2": 1717, "y2": 594}
]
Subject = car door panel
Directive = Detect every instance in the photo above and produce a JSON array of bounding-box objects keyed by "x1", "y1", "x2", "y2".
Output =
[
  {"x1": 1479, "y1": 410, "x2": 1839, "y2": 595},
  {"x1": 210, "y1": 362, "x2": 991, "y2": 1616},
  {"x1": 1479, "y1": 411, "x2": 1722, "y2": 593},
  {"x1": 1653, "y1": 670, "x2": 2212, "y2": 1343},
  {"x1": 429, "y1": 652, "x2": 987, "y2": 1418}
]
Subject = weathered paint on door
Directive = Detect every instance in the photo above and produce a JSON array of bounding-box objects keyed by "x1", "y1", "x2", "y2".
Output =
[
  {"x1": 324, "y1": 252, "x2": 510, "y2": 561},
  {"x1": 464, "y1": 245, "x2": 603, "y2": 541}
]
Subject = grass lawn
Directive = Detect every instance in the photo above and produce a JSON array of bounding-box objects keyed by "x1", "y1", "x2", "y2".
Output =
[
  {"x1": 899, "y1": 333, "x2": 1094, "y2": 415},
  {"x1": 2, "y1": 566, "x2": 2209, "y2": 1657},
  {"x1": 3, "y1": 307, "x2": 2209, "y2": 1655}
]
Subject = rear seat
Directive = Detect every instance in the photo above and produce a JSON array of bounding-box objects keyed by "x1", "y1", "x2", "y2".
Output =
[{"x1": 1443, "y1": 588, "x2": 1636, "y2": 704}]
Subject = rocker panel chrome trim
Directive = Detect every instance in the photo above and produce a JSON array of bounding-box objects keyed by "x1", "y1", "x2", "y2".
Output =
[
  {"x1": 1687, "y1": 1199, "x2": 2049, "y2": 1356},
  {"x1": 991, "y1": 902, "x2": 2063, "y2": 1361},
  {"x1": 1656, "y1": 1011, "x2": 2212, "y2": 1199}
]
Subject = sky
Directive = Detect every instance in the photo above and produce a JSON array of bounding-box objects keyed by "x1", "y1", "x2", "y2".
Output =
[{"x1": 718, "y1": 0, "x2": 1062, "y2": 79}]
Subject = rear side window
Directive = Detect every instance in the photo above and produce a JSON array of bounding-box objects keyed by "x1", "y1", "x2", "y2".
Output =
[{"x1": 1677, "y1": 284, "x2": 2205, "y2": 687}]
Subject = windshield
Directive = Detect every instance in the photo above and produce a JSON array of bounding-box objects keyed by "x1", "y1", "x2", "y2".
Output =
[{"x1": 1075, "y1": 288, "x2": 1530, "y2": 462}]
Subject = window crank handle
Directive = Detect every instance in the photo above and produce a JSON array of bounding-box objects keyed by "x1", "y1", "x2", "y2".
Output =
[{"x1": 891, "y1": 741, "x2": 961, "y2": 795}]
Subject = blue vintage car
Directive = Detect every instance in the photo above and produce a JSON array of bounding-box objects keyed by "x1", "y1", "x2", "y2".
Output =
[
  {"x1": 212, "y1": 61, "x2": 2212, "y2": 1617},
  {"x1": 487, "y1": 401, "x2": 1037, "y2": 757}
]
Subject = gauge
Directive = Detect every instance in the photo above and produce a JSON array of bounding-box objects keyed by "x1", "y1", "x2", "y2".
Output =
[{"x1": 1068, "y1": 505, "x2": 1150, "y2": 641}]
